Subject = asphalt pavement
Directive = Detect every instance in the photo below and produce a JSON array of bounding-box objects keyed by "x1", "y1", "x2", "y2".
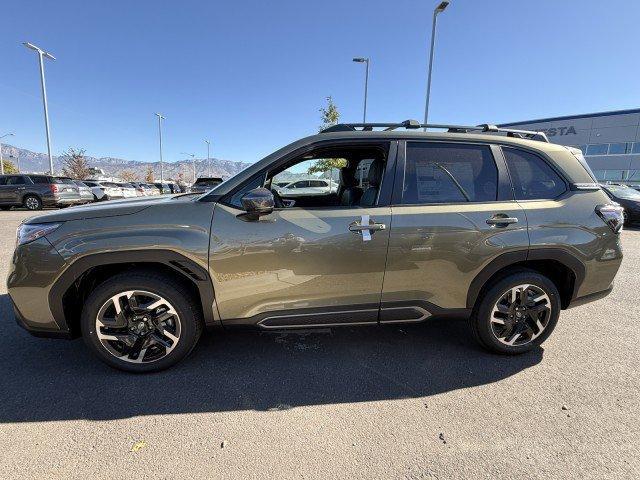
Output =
[{"x1": 0, "y1": 209, "x2": 638, "y2": 479}]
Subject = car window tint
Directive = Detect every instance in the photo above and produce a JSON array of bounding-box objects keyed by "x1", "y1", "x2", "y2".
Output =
[
  {"x1": 29, "y1": 176, "x2": 49, "y2": 184},
  {"x1": 503, "y1": 148, "x2": 566, "y2": 200},
  {"x1": 403, "y1": 143, "x2": 498, "y2": 204},
  {"x1": 6, "y1": 176, "x2": 26, "y2": 185},
  {"x1": 0, "y1": 177, "x2": 6, "y2": 185}
]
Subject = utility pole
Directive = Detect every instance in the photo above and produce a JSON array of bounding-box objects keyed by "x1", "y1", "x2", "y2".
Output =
[
  {"x1": 423, "y1": 1, "x2": 450, "y2": 129},
  {"x1": 23, "y1": 42, "x2": 56, "y2": 173},
  {"x1": 0, "y1": 133, "x2": 15, "y2": 175},
  {"x1": 204, "y1": 139, "x2": 210, "y2": 176},
  {"x1": 155, "y1": 113, "x2": 165, "y2": 182}
]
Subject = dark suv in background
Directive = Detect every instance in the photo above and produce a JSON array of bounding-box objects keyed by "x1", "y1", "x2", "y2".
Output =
[
  {"x1": 190, "y1": 177, "x2": 223, "y2": 194},
  {"x1": 0, "y1": 174, "x2": 82, "y2": 210},
  {"x1": 7, "y1": 120, "x2": 624, "y2": 372}
]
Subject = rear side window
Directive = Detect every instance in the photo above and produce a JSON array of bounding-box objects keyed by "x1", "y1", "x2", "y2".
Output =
[
  {"x1": 402, "y1": 142, "x2": 498, "y2": 204},
  {"x1": 503, "y1": 148, "x2": 566, "y2": 200},
  {"x1": 29, "y1": 176, "x2": 51, "y2": 184}
]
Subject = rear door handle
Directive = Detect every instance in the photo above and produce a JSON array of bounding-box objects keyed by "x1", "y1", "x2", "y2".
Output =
[
  {"x1": 486, "y1": 216, "x2": 518, "y2": 226},
  {"x1": 349, "y1": 222, "x2": 386, "y2": 232}
]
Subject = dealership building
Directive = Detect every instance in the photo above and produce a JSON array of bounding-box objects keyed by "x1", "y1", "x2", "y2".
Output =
[{"x1": 500, "y1": 108, "x2": 640, "y2": 183}]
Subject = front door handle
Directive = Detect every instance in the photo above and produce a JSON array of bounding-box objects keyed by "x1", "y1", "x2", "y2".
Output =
[
  {"x1": 486, "y1": 215, "x2": 518, "y2": 226},
  {"x1": 349, "y1": 222, "x2": 386, "y2": 232}
]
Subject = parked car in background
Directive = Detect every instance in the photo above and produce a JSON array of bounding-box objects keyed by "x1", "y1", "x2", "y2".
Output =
[
  {"x1": 84, "y1": 180, "x2": 125, "y2": 201},
  {"x1": 600, "y1": 183, "x2": 640, "y2": 224},
  {"x1": 190, "y1": 177, "x2": 223, "y2": 194},
  {"x1": 0, "y1": 174, "x2": 82, "y2": 210},
  {"x1": 154, "y1": 182, "x2": 172, "y2": 194},
  {"x1": 129, "y1": 182, "x2": 147, "y2": 196},
  {"x1": 141, "y1": 183, "x2": 160, "y2": 195},
  {"x1": 8, "y1": 120, "x2": 624, "y2": 372},
  {"x1": 277, "y1": 178, "x2": 338, "y2": 197},
  {"x1": 67, "y1": 179, "x2": 95, "y2": 204},
  {"x1": 116, "y1": 182, "x2": 137, "y2": 198},
  {"x1": 166, "y1": 182, "x2": 180, "y2": 194}
]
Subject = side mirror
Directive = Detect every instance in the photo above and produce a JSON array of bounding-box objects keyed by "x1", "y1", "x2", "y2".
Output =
[{"x1": 240, "y1": 187, "x2": 275, "y2": 218}]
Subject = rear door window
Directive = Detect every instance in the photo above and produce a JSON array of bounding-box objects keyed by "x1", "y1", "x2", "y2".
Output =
[
  {"x1": 402, "y1": 142, "x2": 498, "y2": 204},
  {"x1": 502, "y1": 148, "x2": 567, "y2": 200},
  {"x1": 6, "y1": 176, "x2": 26, "y2": 185}
]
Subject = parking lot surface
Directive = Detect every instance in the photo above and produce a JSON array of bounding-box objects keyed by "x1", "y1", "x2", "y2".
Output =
[{"x1": 0, "y1": 209, "x2": 638, "y2": 479}]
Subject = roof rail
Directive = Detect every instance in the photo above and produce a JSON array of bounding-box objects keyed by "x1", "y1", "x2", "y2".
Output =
[{"x1": 320, "y1": 119, "x2": 549, "y2": 142}]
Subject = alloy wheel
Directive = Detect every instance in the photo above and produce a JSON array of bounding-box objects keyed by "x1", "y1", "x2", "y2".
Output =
[
  {"x1": 25, "y1": 197, "x2": 41, "y2": 210},
  {"x1": 95, "y1": 290, "x2": 181, "y2": 364},
  {"x1": 490, "y1": 284, "x2": 551, "y2": 347}
]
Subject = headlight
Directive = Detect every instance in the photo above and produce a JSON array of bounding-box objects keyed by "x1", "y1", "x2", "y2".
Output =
[{"x1": 16, "y1": 223, "x2": 61, "y2": 246}]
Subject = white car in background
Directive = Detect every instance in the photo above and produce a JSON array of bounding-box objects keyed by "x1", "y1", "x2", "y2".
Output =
[
  {"x1": 116, "y1": 182, "x2": 138, "y2": 198},
  {"x1": 84, "y1": 180, "x2": 125, "y2": 201},
  {"x1": 277, "y1": 179, "x2": 338, "y2": 197}
]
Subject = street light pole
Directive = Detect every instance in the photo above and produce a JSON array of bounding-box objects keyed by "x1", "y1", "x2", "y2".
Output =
[
  {"x1": 204, "y1": 140, "x2": 210, "y2": 176},
  {"x1": 423, "y1": 1, "x2": 450, "y2": 130},
  {"x1": 352, "y1": 57, "x2": 370, "y2": 123},
  {"x1": 0, "y1": 133, "x2": 15, "y2": 175},
  {"x1": 181, "y1": 152, "x2": 196, "y2": 183},
  {"x1": 23, "y1": 42, "x2": 56, "y2": 173},
  {"x1": 155, "y1": 113, "x2": 165, "y2": 182}
]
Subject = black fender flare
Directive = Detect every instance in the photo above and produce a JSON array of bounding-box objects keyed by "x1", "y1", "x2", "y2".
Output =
[
  {"x1": 48, "y1": 249, "x2": 219, "y2": 332},
  {"x1": 466, "y1": 248, "x2": 586, "y2": 309}
]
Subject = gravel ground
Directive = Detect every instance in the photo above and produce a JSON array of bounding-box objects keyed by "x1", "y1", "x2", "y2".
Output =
[{"x1": 0, "y1": 209, "x2": 638, "y2": 479}]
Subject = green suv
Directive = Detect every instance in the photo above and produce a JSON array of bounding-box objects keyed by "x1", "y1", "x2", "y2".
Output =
[{"x1": 7, "y1": 121, "x2": 624, "y2": 372}]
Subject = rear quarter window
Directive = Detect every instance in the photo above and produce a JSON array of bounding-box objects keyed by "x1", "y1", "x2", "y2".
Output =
[{"x1": 503, "y1": 148, "x2": 567, "y2": 200}]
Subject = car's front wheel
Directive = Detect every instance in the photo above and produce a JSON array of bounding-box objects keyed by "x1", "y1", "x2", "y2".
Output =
[
  {"x1": 81, "y1": 272, "x2": 203, "y2": 372},
  {"x1": 470, "y1": 270, "x2": 560, "y2": 354}
]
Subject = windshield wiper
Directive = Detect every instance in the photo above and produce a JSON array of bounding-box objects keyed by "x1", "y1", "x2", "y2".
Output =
[{"x1": 433, "y1": 162, "x2": 471, "y2": 202}]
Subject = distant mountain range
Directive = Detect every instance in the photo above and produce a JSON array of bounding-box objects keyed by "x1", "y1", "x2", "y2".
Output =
[{"x1": 0, "y1": 144, "x2": 252, "y2": 181}]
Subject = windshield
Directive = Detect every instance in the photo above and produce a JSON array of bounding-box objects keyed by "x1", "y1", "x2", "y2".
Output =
[{"x1": 605, "y1": 185, "x2": 640, "y2": 200}]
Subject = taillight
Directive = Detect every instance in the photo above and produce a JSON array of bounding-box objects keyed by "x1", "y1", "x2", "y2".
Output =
[
  {"x1": 596, "y1": 204, "x2": 624, "y2": 233},
  {"x1": 49, "y1": 184, "x2": 59, "y2": 194}
]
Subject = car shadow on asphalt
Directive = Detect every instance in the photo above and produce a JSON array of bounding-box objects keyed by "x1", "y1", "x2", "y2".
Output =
[{"x1": 0, "y1": 294, "x2": 542, "y2": 422}]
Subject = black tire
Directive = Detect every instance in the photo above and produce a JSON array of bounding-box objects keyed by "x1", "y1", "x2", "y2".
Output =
[
  {"x1": 81, "y1": 271, "x2": 204, "y2": 372},
  {"x1": 23, "y1": 195, "x2": 43, "y2": 211},
  {"x1": 0, "y1": 206, "x2": 11, "y2": 211},
  {"x1": 470, "y1": 269, "x2": 561, "y2": 355}
]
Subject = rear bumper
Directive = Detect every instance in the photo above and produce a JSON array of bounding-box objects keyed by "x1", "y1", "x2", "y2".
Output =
[
  {"x1": 45, "y1": 197, "x2": 84, "y2": 206},
  {"x1": 567, "y1": 283, "x2": 614, "y2": 309}
]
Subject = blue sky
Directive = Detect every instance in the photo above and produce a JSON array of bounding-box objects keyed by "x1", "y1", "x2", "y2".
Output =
[{"x1": 1, "y1": 0, "x2": 639, "y2": 164}]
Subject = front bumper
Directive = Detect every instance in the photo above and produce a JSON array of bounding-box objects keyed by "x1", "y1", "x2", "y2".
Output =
[
  {"x1": 11, "y1": 299, "x2": 72, "y2": 339},
  {"x1": 6, "y1": 237, "x2": 69, "y2": 335}
]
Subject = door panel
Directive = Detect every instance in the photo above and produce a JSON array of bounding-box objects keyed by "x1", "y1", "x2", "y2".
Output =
[
  {"x1": 380, "y1": 140, "x2": 529, "y2": 317},
  {"x1": 381, "y1": 202, "x2": 529, "y2": 313},
  {"x1": 210, "y1": 203, "x2": 391, "y2": 325}
]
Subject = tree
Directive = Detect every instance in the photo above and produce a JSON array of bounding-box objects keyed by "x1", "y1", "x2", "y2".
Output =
[
  {"x1": 309, "y1": 96, "x2": 346, "y2": 174},
  {"x1": 0, "y1": 158, "x2": 18, "y2": 174},
  {"x1": 61, "y1": 148, "x2": 90, "y2": 179},
  {"x1": 120, "y1": 170, "x2": 138, "y2": 182},
  {"x1": 318, "y1": 96, "x2": 340, "y2": 132},
  {"x1": 145, "y1": 166, "x2": 154, "y2": 183}
]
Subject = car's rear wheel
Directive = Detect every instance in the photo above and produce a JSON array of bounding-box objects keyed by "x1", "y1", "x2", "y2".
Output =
[
  {"x1": 81, "y1": 272, "x2": 203, "y2": 372},
  {"x1": 23, "y1": 195, "x2": 42, "y2": 211},
  {"x1": 470, "y1": 270, "x2": 560, "y2": 354}
]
